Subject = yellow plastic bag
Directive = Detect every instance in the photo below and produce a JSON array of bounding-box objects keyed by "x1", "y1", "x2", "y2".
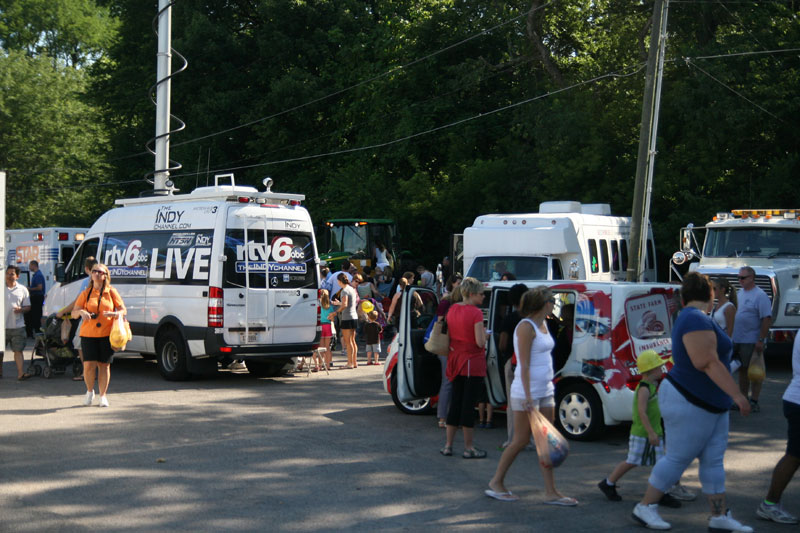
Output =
[
  {"x1": 747, "y1": 351, "x2": 766, "y2": 383},
  {"x1": 109, "y1": 314, "x2": 130, "y2": 352}
]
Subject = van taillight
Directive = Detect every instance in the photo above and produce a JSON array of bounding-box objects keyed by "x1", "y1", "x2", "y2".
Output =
[
  {"x1": 57, "y1": 232, "x2": 69, "y2": 241},
  {"x1": 208, "y1": 287, "x2": 224, "y2": 328}
]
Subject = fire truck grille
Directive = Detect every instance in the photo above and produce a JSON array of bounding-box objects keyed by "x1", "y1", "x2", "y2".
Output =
[{"x1": 715, "y1": 274, "x2": 774, "y2": 302}]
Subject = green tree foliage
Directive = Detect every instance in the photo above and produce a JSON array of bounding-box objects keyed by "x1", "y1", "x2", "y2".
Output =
[
  {"x1": 8, "y1": 0, "x2": 799, "y2": 273},
  {"x1": 0, "y1": 51, "x2": 114, "y2": 227}
]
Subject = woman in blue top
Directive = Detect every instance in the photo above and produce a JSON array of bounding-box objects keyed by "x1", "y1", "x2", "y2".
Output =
[{"x1": 632, "y1": 273, "x2": 752, "y2": 532}]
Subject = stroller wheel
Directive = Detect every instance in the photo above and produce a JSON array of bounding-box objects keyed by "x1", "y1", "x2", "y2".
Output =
[
  {"x1": 32, "y1": 364, "x2": 43, "y2": 376},
  {"x1": 42, "y1": 366, "x2": 53, "y2": 379},
  {"x1": 72, "y1": 360, "x2": 83, "y2": 377}
]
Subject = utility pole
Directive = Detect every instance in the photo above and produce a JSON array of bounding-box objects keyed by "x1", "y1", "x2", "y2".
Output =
[
  {"x1": 1, "y1": 170, "x2": 5, "y2": 350},
  {"x1": 627, "y1": 0, "x2": 669, "y2": 281}
]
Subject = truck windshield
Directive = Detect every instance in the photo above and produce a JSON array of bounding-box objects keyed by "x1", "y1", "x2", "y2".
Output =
[
  {"x1": 466, "y1": 256, "x2": 548, "y2": 282},
  {"x1": 325, "y1": 225, "x2": 367, "y2": 255},
  {"x1": 704, "y1": 228, "x2": 800, "y2": 258}
]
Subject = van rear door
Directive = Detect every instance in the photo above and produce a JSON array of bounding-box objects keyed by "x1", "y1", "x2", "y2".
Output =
[{"x1": 224, "y1": 207, "x2": 273, "y2": 346}]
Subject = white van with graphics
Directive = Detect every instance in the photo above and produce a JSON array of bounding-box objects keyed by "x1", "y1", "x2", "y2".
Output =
[{"x1": 44, "y1": 176, "x2": 320, "y2": 380}]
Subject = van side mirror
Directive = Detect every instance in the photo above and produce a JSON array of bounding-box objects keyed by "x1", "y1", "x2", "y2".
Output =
[
  {"x1": 55, "y1": 264, "x2": 65, "y2": 283},
  {"x1": 680, "y1": 226, "x2": 694, "y2": 253}
]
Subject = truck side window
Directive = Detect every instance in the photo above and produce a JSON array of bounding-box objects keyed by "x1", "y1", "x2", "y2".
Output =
[
  {"x1": 588, "y1": 240, "x2": 599, "y2": 273},
  {"x1": 65, "y1": 238, "x2": 99, "y2": 283},
  {"x1": 600, "y1": 239, "x2": 610, "y2": 272},
  {"x1": 610, "y1": 241, "x2": 620, "y2": 271},
  {"x1": 552, "y1": 258, "x2": 563, "y2": 280},
  {"x1": 621, "y1": 240, "x2": 629, "y2": 271}
]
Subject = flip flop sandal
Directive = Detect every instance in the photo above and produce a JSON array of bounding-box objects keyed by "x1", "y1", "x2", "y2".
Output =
[
  {"x1": 543, "y1": 497, "x2": 578, "y2": 507},
  {"x1": 17, "y1": 373, "x2": 32, "y2": 381},
  {"x1": 439, "y1": 446, "x2": 453, "y2": 456},
  {"x1": 485, "y1": 489, "x2": 519, "y2": 502},
  {"x1": 462, "y1": 448, "x2": 487, "y2": 459}
]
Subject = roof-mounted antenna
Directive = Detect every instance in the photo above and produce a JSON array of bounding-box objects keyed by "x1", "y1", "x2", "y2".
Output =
[{"x1": 142, "y1": 0, "x2": 187, "y2": 197}]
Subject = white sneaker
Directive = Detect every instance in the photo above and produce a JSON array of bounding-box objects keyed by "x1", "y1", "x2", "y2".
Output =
[
  {"x1": 228, "y1": 361, "x2": 246, "y2": 370},
  {"x1": 632, "y1": 503, "x2": 671, "y2": 530},
  {"x1": 83, "y1": 390, "x2": 95, "y2": 406},
  {"x1": 98, "y1": 395, "x2": 109, "y2": 408},
  {"x1": 709, "y1": 510, "x2": 753, "y2": 533},
  {"x1": 756, "y1": 501, "x2": 799, "y2": 524}
]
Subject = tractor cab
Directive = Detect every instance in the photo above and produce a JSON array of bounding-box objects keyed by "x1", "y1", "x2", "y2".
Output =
[{"x1": 320, "y1": 219, "x2": 397, "y2": 273}]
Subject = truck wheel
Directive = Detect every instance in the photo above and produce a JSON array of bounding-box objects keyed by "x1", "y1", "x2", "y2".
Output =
[
  {"x1": 556, "y1": 383, "x2": 604, "y2": 441},
  {"x1": 156, "y1": 328, "x2": 190, "y2": 381},
  {"x1": 391, "y1": 369, "x2": 434, "y2": 415},
  {"x1": 245, "y1": 359, "x2": 292, "y2": 377}
]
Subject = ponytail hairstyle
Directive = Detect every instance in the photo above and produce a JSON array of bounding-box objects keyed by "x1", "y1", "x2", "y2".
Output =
[
  {"x1": 713, "y1": 277, "x2": 737, "y2": 308},
  {"x1": 320, "y1": 289, "x2": 331, "y2": 310}
]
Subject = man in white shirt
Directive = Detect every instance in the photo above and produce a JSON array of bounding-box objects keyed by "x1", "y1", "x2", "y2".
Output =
[
  {"x1": 4, "y1": 266, "x2": 31, "y2": 380},
  {"x1": 323, "y1": 260, "x2": 353, "y2": 299}
]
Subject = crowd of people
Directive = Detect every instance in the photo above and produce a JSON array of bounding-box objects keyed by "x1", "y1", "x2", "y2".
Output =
[{"x1": 4, "y1": 249, "x2": 797, "y2": 530}]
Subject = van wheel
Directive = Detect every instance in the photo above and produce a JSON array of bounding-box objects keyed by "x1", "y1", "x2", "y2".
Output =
[
  {"x1": 391, "y1": 369, "x2": 434, "y2": 415},
  {"x1": 556, "y1": 383, "x2": 604, "y2": 441},
  {"x1": 156, "y1": 329, "x2": 190, "y2": 381},
  {"x1": 245, "y1": 359, "x2": 292, "y2": 377}
]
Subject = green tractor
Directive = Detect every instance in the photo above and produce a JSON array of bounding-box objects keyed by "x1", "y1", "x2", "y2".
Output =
[{"x1": 319, "y1": 219, "x2": 398, "y2": 273}]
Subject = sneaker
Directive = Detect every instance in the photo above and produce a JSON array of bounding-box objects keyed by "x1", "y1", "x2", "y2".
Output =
[
  {"x1": 667, "y1": 483, "x2": 697, "y2": 501},
  {"x1": 83, "y1": 390, "x2": 95, "y2": 406},
  {"x1": 598, "y1": 479, "x2": 622, "y2": 501},
  {"x1": 749, "y1": 399, "x2": 760, "y2": 413},
  {"x1": 228, "y1": 361, "x2": 246, "y2": 370},
  {"x1": 632, "y1": 503, "x2": 671, "y2": 530},
  {"x1": 708, "y1": 510, "x2": 753, "y2": 532},
  {"x1": 658, "y1": 493, "x2": 681, "y2": 508},
  {"x1": 756, "y1": 501, "x2": 799, "y2": 524},
  {"x1": 98, "y1": 395, "x2": 109, "y2": 408}
]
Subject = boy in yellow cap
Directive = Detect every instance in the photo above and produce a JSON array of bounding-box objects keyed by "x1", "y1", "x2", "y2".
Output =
[{"x1": 598, "y1": 350, "x2": 682, "y2": 507}]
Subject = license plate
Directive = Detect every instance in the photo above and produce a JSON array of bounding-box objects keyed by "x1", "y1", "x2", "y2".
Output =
[{"x1": 239, "y1": 332, "x2": 258, "y2": 344}]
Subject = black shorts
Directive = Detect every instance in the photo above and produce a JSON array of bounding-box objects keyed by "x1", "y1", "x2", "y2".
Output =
[
  {"x1": 785, "y1": 400, "x2": 800, "y2": 458},
  {"x1": 81, "y1": 336, "x2": 114, "y2": 364},
  {"x1": 340, "y1": 319, "x2": 357, "y2": 330}
]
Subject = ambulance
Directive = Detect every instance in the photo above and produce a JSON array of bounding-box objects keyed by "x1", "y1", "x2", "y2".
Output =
[
  {"x1": 382, "y1": 280, "x2": 676, "y2": 441},
  {"x1": 43, "y1": 175, "x2": 320, "y2": 380},
  {"x1": 5, "y1": 228, "x2": 87, "y2": 287},
  {"x1": 463, "y1": 201, "x2": 657, "y2": 282}
]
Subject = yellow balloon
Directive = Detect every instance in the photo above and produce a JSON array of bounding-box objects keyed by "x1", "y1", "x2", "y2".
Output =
[{"x1": 361, "y1": 300, "x2": 374, "y2": 314}]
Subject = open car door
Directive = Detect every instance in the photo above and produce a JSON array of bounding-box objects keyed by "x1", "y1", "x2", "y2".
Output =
[
  {"x1": 395, "y1": 286, "x2": 440, "y2": 403},
  {"x1": 485, "y1": 286, "x2": 508, "y2": 407}
]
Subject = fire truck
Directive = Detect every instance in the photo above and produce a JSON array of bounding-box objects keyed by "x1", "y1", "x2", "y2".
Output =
[{"x1": 671, "y1": 209, "x2": 800, "y2": 353}]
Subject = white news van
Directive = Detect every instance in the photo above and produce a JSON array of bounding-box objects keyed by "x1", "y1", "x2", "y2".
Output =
[
  {"x1": 5, "y1": 228, "x2": 88, "y2": 287},
  {"x1": 463, "y1": 201, "x2": 657, "y2": 282},
  {"x1": 43, "y1": 176, "x2": 320, "y2": 380}
]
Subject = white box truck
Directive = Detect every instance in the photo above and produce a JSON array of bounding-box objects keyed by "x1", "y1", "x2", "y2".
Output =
[
  {"x1": 463, "y1": 201, "x2": 657, "y2": 283},
  {"x1": 5, "y1": 228, "x2": 87, "y2": 287},
  {"x1": 43, "y1": 175, "x2": 320, "y2": 380}
]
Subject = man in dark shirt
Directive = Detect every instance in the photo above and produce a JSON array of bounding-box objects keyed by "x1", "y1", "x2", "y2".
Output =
[{"x1": 25, "y1": 260, "x2": 45, "y2": 338}]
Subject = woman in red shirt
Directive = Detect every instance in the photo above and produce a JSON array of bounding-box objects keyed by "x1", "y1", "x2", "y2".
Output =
[
  {"x1": 71, "y1": 263, "x2": 126, "y2": 408},
  {"x1": 441, "y1": 277, "x2": 488, "y2": 459}
]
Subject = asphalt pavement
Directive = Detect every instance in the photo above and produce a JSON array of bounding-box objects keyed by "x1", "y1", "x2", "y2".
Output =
[{"x1": 0, "y1": 345, "x2": 797, "y2": 532}]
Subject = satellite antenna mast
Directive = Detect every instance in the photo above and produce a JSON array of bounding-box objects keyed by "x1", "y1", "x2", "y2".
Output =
[{"x1": 146, "y1": 0, "x2": 186, "y2": 196}]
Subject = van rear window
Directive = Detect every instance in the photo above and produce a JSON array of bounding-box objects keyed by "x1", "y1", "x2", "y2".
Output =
[
  {"x1": 223, "y1": 230, "x2": 317, "y2": 289},
  {"x1": 466, "y1": 256, "x2": 548, "y2": 282}
]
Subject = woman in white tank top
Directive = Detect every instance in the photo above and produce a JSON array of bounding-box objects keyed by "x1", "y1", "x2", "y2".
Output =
[
  {"x1": 712, "y1": 278, "x2": 737, "y2": 337},
  {"x1": 486, "y1": 286, "x2": 577, "y2": 505}
]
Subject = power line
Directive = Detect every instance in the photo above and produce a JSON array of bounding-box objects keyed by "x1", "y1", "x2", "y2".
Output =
[
  {"x1": 684, "y1": 58, "x2": 784, "y2": 122},
  {"x1": 169, "y1": 1, "x2": 556, "y2": 150},
  {"x1": 167, "y1": 64, "x2": 647, "y2": 179}
]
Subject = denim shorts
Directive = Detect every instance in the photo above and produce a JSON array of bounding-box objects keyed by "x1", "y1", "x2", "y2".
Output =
[
  {"x1": 5, "y1": 327, "x2": 26, "y2": 352},
  {"x1": 509, "y1": 395, "x2": 555, "y2": 411}
]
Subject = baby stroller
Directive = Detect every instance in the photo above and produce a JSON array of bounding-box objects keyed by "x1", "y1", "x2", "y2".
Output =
[{"x1": 27, "y1": 314, "x2": 81, "y2": 379}]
